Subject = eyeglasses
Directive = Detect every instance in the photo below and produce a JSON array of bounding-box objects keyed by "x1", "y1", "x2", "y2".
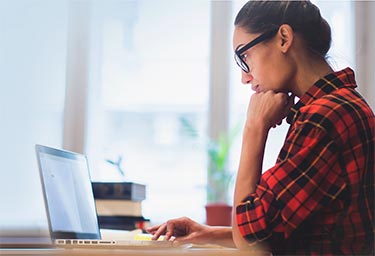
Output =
[{"x1": 234, "y1": 27, "x2": 279, "y2": 73}]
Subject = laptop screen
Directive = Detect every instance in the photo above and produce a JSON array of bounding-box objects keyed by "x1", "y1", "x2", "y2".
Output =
[{"x1": 36, "y1": 145, "x2": 100, "y2": 239}]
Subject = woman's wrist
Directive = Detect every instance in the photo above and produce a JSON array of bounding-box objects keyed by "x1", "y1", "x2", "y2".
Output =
[
  {"x1": 206, "y1": 226, "x2": 235, "y2": 248},
  {"x1": 243, "y1": 121, "x2": 269, "y2": 141}
]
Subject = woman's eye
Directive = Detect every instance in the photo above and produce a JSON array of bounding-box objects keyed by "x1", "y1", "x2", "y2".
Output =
[{"x1": 241, "y1": 54, "x2": 247, "y2": 61}]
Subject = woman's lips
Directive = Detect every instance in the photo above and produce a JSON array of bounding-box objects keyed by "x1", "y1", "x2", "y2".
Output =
[{"x1": 252, "y1": 85, "x2": 261, "y2": 93}]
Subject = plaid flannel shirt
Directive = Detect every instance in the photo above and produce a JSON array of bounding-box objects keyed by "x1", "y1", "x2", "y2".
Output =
[{"x1": 236, "y1": 68, "x2": 375, "y2": 255}]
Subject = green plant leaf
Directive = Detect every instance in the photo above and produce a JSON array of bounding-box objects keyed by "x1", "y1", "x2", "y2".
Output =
[{"x1": 179, "y1": 116, "x2": 241, "y2": 204}]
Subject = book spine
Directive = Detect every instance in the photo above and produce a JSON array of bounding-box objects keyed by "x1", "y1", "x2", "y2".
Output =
[
  {"x1": 91, "y1": 182, "x2": 146, "y2": 201},
  {"x1": 95, "y1": 199, "x2": 143, "y2": 216},
  {"x1": 97, "y1": 216, "x2": 150, "y2": 231}
]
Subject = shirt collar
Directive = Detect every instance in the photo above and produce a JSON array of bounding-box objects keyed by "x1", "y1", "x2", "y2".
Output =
[{"x1": 286, "y1": 67, "x2": 357, "y2": 124}]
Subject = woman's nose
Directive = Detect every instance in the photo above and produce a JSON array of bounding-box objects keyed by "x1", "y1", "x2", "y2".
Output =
[{"x1": 241, "y1": 71, "x2": 253, "y2": 85}]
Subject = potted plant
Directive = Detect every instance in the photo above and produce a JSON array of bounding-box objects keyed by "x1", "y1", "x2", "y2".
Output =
[
  {"x1": 205, "y1": 128, "x2": 239, "y2": 226},
  {"x1": 106, "y1": 155, "x2": 126, "y2": 178},
  {"x1": 179, "y1": 117, "x2": 239, "y2": 226}
]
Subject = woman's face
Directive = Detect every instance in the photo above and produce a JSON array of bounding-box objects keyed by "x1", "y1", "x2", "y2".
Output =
[{"x1": 233, "y1": 26, "x2": 294, "y2": 94}]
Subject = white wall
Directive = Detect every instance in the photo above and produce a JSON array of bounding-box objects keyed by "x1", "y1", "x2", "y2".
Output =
[{"x1": 0, "y1": 0, "x2": 68, "y2": 232}]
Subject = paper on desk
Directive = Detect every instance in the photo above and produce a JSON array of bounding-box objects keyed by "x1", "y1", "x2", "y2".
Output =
[
  {"x1": 100, "y1": 229, "x2": 165, "y2": 241},
  {"x1": 100, "y1": 228, "x2": 142, "y2": 240}
]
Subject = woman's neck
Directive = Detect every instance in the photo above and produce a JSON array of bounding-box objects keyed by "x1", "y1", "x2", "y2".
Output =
[{"x1": 293, "y1": 57, "x2": 334, "y2": 97}]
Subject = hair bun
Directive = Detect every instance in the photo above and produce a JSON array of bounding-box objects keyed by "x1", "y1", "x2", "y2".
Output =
[{"x1": 235, "y1": 0, "x2": 332, "y2": 58}]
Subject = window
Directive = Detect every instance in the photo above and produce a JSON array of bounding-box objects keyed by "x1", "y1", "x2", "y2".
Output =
[
  {"x1": 85, "y1": 0, "x2": 210, "y2": 224},
  {"x1": 83, "y1": 0, "x2": 356, "y2": 223},
  {"x1": 0, "y1": 0, "x2": 68, "y2": 230},
  {"x1": 0, "y1": 0, "x2": 364, "y2": 233},
  {"x1": 314, "y1": 0, "x2": 355, "y2": 70}
]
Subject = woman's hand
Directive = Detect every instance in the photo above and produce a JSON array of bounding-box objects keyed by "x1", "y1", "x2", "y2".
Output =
[
  {"x1": 146, "y1": 217, "x2": 234, "y2": 247},
  {"x1": 146, "y1": 217, "x2": 211, "y2": 244},
  {"x1": 246, "y1": 91, "x2": 295, "y2": 130}
]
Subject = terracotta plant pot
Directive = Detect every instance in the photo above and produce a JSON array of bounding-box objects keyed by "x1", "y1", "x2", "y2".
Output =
[{"x1": 205, "y1": 203, "x2": 232, "y2": 226}]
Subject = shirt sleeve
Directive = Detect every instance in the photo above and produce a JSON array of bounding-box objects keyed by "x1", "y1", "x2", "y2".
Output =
[{"x1": 236, "y1": 118, "x2": 347, "y2": 246}]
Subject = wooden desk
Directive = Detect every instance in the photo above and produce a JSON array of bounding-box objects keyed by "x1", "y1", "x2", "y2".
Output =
[
  {"x1": 1, "y1": 247, "x2": 267, "y2": 256},
  {"x1": 1, "y1": 230, "x2": 269, "y2": 255}
]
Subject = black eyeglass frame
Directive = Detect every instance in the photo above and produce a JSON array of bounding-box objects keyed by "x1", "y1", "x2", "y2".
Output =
[{"x1": 234, "y1": 27, "x2": 280, "y2": 73}]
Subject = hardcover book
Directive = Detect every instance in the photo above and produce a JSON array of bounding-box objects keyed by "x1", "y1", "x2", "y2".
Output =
[
  {"x1": 95, "y1": 199, "x2": 142, "y2": 217},
  {"x1": 97, "y1": 216, "x2": 150, "y2": 231},
  {"x1": 92, "y1": 182, "x2": 146, "y2": 201}
]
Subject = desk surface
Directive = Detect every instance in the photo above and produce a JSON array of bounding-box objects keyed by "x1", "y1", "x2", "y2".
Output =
[{"x1": 1, "y1": 247, "x2": 267, "y2": 256}]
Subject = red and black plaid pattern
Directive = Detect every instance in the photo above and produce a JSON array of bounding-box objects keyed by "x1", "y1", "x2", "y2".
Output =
[{"x1": 236, "y1": 68, "x2": 375, "y2": 255}]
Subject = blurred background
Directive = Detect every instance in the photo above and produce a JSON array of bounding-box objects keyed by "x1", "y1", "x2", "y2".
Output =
[{"x1": 0, "y1": 0, "x2": 374, "y2": 235}]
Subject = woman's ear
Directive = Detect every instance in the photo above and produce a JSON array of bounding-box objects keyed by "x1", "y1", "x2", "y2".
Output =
[{"x1": 278, "y1": 24, "x2": 294, "y2": 53}]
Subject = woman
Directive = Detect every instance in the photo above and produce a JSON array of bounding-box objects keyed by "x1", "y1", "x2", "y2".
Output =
[{"x1": 147, "y1": 1, "x2": 375, "y2": 255}]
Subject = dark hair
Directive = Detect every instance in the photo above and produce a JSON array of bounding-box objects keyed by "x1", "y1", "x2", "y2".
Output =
[{"x1": 235, "y1": 0, "x2": 331, "y2": 58}]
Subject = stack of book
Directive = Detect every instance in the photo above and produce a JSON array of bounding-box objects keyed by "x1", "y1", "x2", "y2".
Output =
[{"x1": 92, "y1": 182, "x2": 149, "y2": 231}]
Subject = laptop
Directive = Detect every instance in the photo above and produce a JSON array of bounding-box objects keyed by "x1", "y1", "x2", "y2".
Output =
[{"x1": 35, "y1": 144, "x2": 176, "y2": 249}]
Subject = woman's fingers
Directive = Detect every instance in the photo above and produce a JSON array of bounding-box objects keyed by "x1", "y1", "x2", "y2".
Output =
[
  {"x1": 146, "y1": 224, "x2": 161, "y2": 234},
  {"x1": 146, "y1": 217, "x2": 199, "y2": 243},
  {"x1": 150, "y1": 223, "x2": 167, "y2": 240},
  {"x1": 164, "y1": 221, "x2": 176, "y2": 240},
  {"x1": 149, "y1": 221, "x2": 180, "y2": 241}
]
